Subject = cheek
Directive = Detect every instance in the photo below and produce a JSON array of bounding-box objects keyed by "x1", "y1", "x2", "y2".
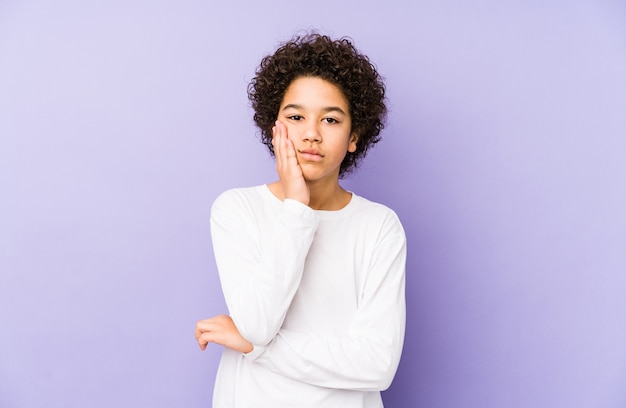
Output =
[{"x1": 284, "y1": 123, "x2": 297, "y2": 137}]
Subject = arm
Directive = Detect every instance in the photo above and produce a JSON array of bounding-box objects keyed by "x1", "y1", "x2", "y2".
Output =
[
  {"x1": 196, "y1": 121, "x2": 316, "y2": 350},
  {"x1": 215, "y1": 120, "x2": 317, "y2": 346},
  {"x1": 210, "y1": 192, "x2": 318, "y2": 346},
  {"x1": 247, "y1": 222, "x2": 407, "y2": 391},
  {"x1": 211, "y1": 121, "x2": 318, "y2": 345}
]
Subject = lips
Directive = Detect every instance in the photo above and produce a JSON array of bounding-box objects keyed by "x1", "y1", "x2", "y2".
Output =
[{"x1": 298, "y1": 148, "x2": 324, "y2": 162}]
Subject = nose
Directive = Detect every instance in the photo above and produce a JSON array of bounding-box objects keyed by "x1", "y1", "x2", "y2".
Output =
[{"x1": 302, "y1": 120, "x2": 321, "y2": 143}]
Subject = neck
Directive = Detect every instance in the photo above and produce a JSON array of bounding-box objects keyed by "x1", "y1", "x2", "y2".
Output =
[
  {"x1": 306, "y1": 179, "x2": 350, "y2": 210},
  {"x1": 267, "y1": 179, "x2": 352, "y2": 211}
]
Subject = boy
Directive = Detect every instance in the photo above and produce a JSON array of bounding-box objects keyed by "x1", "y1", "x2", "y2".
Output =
[{"x1": 196, "y1": 33, "x2": 406, "y2": 408}]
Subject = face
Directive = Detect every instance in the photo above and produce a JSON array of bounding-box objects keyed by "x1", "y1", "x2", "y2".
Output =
[{"x1": 277, "y1": 76, "x2": 358, "y2": 183}]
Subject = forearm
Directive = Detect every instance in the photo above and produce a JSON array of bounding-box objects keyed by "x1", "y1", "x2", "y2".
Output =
[
  {"x1": 247, "y1": 232, "x2": 407, "y2": 389},
  {"x1": 211, "y1": 196, "x2": 319, "y2": 345},
  {"x1": 248, "y1": 313, "x2": 405, "y2": 391}
]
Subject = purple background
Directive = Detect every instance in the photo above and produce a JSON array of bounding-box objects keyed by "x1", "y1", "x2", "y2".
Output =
[{"x1": 1, "y1": 1, "x2": 625, "y2": 407}]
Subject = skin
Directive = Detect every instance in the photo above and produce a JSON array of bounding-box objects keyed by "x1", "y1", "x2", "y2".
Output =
[
  {"x1": 195, "y1": 314, "x2": 253, "y2": 353},
  {"x1": 268, "y1": 76, "x2": 358, "y2": 210},
  {"x1": 195, "y1": 76, "x2": 358, "y2": 353}
]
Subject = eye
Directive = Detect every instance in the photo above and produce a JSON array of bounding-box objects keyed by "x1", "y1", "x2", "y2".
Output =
[
  {"x1": 323, "y1": 117, "x2": 339, "y2": 124},
  {"x1": 287, "y1": 115, "x2": 303, "y2": 121}
]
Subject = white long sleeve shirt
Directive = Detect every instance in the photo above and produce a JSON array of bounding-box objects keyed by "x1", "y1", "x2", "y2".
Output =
[{"x1": 210, "y1": 185, "x2": 406, "y2": 408}]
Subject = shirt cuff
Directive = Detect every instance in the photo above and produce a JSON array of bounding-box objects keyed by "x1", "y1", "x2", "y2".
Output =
[
  {"x1": 243, "y1": 344, "x2": 267, "y2": 361},
  {"x1": 283, "y1": 199, "x2": 318, "y2": 226}
]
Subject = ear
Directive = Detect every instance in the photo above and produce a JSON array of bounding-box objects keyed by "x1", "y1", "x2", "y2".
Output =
[{"x1": 348, "y1": 132, "x2": 359, "y2": 153}]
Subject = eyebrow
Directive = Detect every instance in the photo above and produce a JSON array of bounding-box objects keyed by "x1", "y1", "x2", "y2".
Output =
[{"x1": 282, "y1": 104, "x2": 347, "y2": 115}]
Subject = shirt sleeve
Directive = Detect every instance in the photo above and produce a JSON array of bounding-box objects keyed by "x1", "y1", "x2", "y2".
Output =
[
  {"x1": 247, "y1": 215, "x2": 407, "y2": 392},
  {"x1": 210, "y1": 190, "x2": 320, "y2": 346}
]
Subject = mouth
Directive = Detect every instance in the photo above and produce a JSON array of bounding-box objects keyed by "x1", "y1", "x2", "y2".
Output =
[{"x1": 298, "y1": 148, "x2": 324, "y2": 162}]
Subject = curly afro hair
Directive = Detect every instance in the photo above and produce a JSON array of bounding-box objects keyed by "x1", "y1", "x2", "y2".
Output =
[{"x1": 248, "y1": 33, "x2": 387, "y2": 177}]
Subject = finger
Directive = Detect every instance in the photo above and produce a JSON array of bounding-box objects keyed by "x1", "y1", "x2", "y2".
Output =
[
  {"x1": 198, "y1": 333, "x2": 211, "y2": 350},
  {"x1": 198, "y1": 331, "x2": 222, "y2": 349},
  {"x1": 273, "y1": 126, "x2": 282, "y2": 167},
  {"x1": 275, "y1": 123, "x2": 291, "y2": 171},
  {"x1": 195, "y1": 318, "x2": 220, "y2": 341},
  {"x1": 274, "y1": 125, "x2": 286, "y2": 171},
  {"x1": 284, "y1": 136, "x2": 296, "y2": 159},
  {"x1": 272, "y1": 124, "x2": 279, "y2": 154},
  {"x1": 195, "y1": 320, "x2": 206, "y2": 340},
  {"x1": 275, "y1": 122, "x2": 296, "y2": 164},
  {"x1": 195, "y1": 319, "x2": 212, "y2": 336},
  {"x1": 197, "y1": 321, "x2": 220, "y2": 351},
  {"x1": 273, "y1": 120, "x2": 285, "y2": 144}
]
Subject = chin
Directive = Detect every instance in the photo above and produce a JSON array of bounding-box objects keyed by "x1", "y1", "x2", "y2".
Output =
[
  {"x1": 302, "y1": 172, "x2": 338, "y2": 184},
  {"x1": 300, "y1": 164, "x2": 341, "y2": 183}
]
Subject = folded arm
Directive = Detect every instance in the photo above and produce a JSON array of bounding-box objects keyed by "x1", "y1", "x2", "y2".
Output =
[
  {"x1": 210, "y1": 190, "x2": 319, "y2": 346},
  {"x1": 246, "y1": 232, "x2": 407, "y2": 391}
]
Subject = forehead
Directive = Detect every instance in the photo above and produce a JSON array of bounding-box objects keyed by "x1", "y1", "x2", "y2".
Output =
[{"x1": 281, "y1": 76, "x2": 349, "y2": 109}]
